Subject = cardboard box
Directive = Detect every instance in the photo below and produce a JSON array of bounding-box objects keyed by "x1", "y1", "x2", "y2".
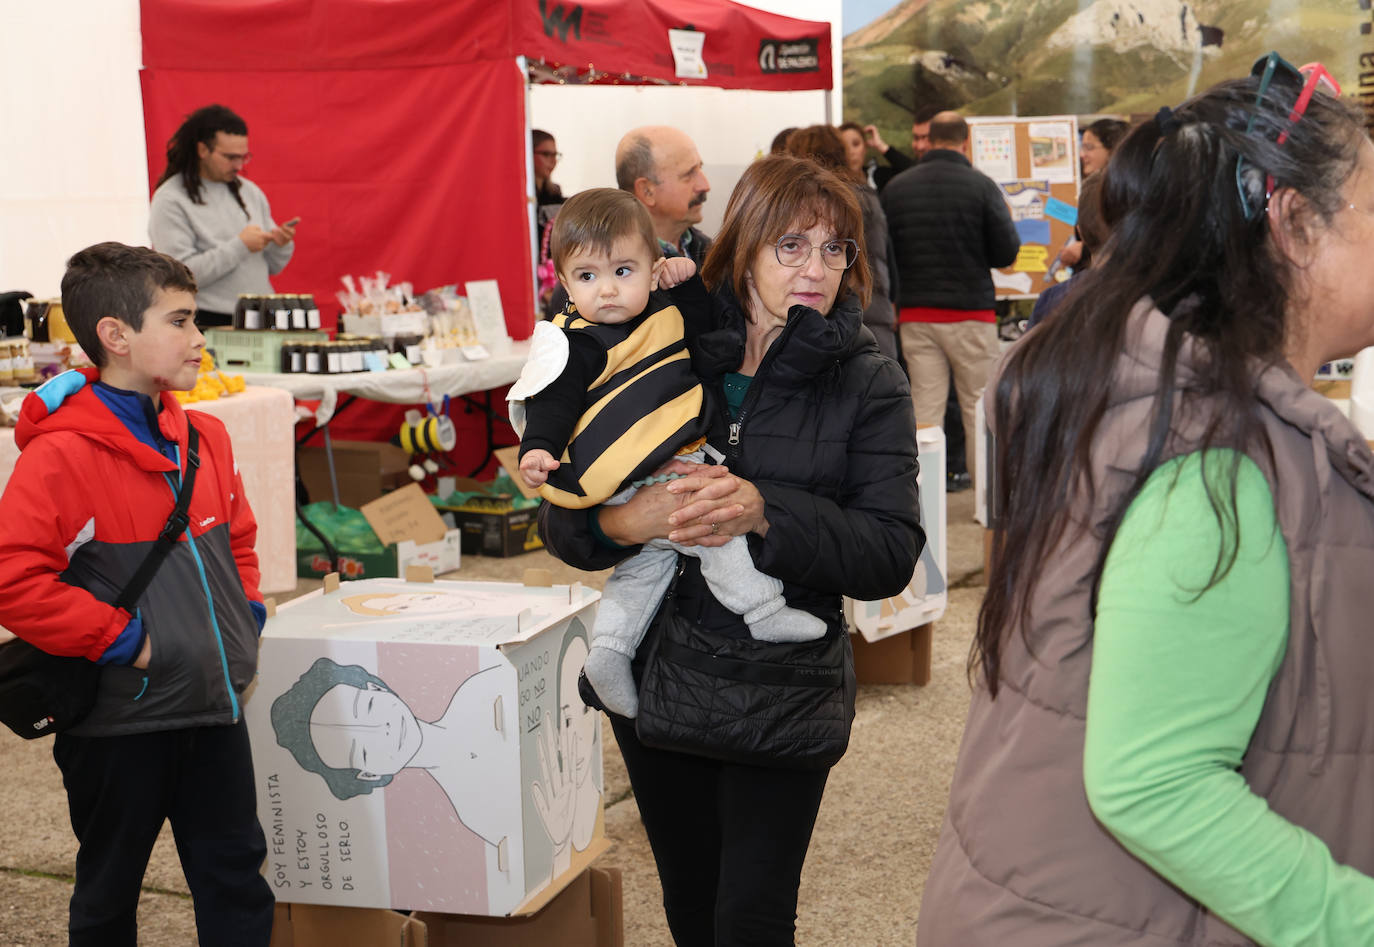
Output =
[
  {"x1": 845, "y1": 426, "x2": 947, "y2": 646},
  {"x1": 851, "y1": 623, "x2": 933, "y2": 686},
  {"x1": 268, "y1": 865, "x2": 623, "y2": 947},
  {"x1": 437, "y1": 477, "x2": 543, "y2": 557},
  {"x1": 296, "y1": 532, "x2": 463, "y2": 582},
  {"x1": 297, "y1": 485, "x2": 462, "y2": 581},
  {"x1": 298, "y1": 440, "x2": 414, "y2": 510},
  {"x1": 247, "y1": 574, "x2": 606, "y2": 916},
  {"x1": 204, "y1": 327, "x2": 329, "y2": 373}
]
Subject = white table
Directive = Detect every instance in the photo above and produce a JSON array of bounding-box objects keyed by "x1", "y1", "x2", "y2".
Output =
[
  {"x1": 245, "y1": 340, "x2": 530, "y2": 426},
  {"x1": 0, "y1": 385, "x2": 298, "y2": 594}
]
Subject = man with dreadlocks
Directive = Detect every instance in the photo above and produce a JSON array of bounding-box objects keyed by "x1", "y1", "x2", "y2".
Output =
[{"x1": 149, "y1": 104, "x2": 296, "y2": 326}]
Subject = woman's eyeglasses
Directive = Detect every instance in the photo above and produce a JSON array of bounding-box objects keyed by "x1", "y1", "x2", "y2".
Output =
[
  {"x1": 1236, "y1": 51, "x2": 1342, "y2": 221},
  {"x1": 534, "y1": 150, "x2": 562, "y2": 159},
  {"x1": 774, "y1": 235, "x2": 859, "y2": 270}
]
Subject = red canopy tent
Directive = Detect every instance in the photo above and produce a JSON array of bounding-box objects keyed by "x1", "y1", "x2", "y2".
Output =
[{"x1": 140, "y1": 0, "x2": 833, "y2": 341}]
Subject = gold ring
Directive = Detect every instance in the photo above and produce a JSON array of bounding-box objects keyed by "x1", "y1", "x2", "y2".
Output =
[{"x1": 710, "y1": 522, "x2": 720, "y2": 535}]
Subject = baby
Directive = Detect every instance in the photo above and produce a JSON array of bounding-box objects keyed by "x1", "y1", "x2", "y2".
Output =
[{"x1": 508, "y1": 188, "x2": 823, "y2": 718}]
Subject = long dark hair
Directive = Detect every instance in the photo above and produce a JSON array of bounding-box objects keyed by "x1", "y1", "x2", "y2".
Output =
[
  {"x1": 973, "y1": 72, "x2": 1364, "y2": 695},
  {"x1": 156, "y1": 104, "x2": 249, "y2": 212}
]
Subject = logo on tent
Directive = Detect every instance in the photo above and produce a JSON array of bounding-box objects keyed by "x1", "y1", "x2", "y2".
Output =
[
  {"x1": 758, "y1": 39, "x2": 819, "y2": 74},
  {"x1": 540, "y1": 0, "x2": 583, "y2": 42}
]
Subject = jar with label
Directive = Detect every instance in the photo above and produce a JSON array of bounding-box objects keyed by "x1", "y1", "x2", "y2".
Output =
[
  {"x1": 234, "y1": 294, "x2": 262, "y2": 330},
  {"x1": 304, "y1": 294, "x2": 322, "y2": 329},
  {"x1": 10, "y1": 338, "x2": 36, "y2": 383},
  {"x1": 325, "y1": 342, "x2": 344, "y2": 374},
  {"x1": 0, "y1": 341, "x2": 14, "y2": 384},
  {"x1": 393, "y1": 333, "x2": 424, "y2": 365},
  {"x1": 305, "y1": 343, "x2": 323, "y2": 374},
  {"x1": 289, "y1": 295, "x2": 308, "y2": 330},
  {"x1": 271, "y1": 295, "x2": 292, "y2": 331}
]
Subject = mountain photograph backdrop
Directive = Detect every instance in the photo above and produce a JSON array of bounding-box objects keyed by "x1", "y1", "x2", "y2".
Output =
[{"x1": 843, "y1": 0, "x2": 1373, "y2": 144}]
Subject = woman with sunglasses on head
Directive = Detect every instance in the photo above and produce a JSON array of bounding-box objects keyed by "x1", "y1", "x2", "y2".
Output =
[
  {"x1": 539, "y1": 154, "x2": 922, "y2": 945},
  {"x1": 918, "y1": 55, "x2": 1374, "y2": 945}
]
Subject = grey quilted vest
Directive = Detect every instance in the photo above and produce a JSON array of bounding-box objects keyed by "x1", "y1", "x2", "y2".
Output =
[{"x1": 918, "y1": 302, "x2": 1374, "y2": 945}]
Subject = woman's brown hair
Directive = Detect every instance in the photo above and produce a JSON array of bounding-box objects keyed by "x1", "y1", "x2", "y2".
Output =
[
  {"x1": 785, "y1": 124, "x2": 864, "y2": 185},
  {"x1": 702, "y1": 154, "x2": 871, "y2": 314}
]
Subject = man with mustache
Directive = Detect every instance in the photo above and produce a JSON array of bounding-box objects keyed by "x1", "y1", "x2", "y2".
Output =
[{"x1": 615, "y1": 126, "x2": 713, "y2": 267}]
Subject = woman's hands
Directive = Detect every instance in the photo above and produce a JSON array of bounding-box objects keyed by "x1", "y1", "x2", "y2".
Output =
[
  {"x1": 595, "y1": 459, "x2": 769, "y2": 548},
  {"x1": 665, "y1": 463, "x2": 768, "y2": 546}
]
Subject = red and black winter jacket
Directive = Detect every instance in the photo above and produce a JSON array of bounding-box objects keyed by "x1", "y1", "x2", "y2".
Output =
[{"x1": 0, "y1": 368, "x2": 263, "y2": 735}]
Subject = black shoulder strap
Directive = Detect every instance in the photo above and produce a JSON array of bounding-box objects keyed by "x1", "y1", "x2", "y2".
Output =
[{"x1": 113, "y1": 423, "x2": 201, "y2": 613}]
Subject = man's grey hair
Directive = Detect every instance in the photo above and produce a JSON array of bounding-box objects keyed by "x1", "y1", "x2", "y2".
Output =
[{"x1": 616, "y1": 133, "x2": 659, "y2": 192}]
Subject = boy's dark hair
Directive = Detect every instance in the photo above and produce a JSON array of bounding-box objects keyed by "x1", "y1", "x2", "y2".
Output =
[
  {"x1": 155, "y1": 104, "x2": 249, "y2": 212},
  {"x1": 61, "y1": 243, "x2": 197, "y2": 368},
  {"x1": 549, "y1": 188, "x2": 660, "y2": 277}
]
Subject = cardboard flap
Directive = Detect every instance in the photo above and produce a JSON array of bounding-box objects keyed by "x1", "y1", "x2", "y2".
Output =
[
  {"x1": 494, "y1": 446, "x2": 541, "y2": 501},
  {"x1": 361, "y1": 483, "x2": 449, "y2": 546}
]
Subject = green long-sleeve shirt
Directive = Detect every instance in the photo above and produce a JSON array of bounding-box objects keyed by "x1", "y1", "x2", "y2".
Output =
[{"x1": 1084, "y1": 449, "x2": 1374, "y2": 946}]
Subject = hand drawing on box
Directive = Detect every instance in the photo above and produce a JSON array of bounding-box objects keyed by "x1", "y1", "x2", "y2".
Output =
[
  {"x1": 531, "y1": 631, "x2": 603, "y2": 881},
  {"x1": 269, "y1": 593, "x2": 601, "y2": 884}
]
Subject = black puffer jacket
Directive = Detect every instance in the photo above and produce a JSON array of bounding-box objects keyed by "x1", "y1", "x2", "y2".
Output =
[
  {"x1": 882, "y1": 149, "x2": 1020, "y2": 311},
  {"x1": 539, "y1": 286, "x2": 923, "y2": 641}
]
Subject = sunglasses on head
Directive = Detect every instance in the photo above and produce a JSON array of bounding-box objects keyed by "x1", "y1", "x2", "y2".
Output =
[{"x1": 1236, "y1": 51, "x2": 1342, "y2": 221}]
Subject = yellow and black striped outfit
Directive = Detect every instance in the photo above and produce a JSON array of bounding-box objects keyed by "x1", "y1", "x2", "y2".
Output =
[{"x1": 521, "y1": 289, "x2": 709, "y2": 509}]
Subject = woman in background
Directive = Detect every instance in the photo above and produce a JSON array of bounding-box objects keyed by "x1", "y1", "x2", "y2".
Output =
[
  {"x1": 785, "y1": 124, "x2": 900, "y2": 364},
  {"x1": 1060, "y1": 117, "x2": 1129, "y2": 269}
]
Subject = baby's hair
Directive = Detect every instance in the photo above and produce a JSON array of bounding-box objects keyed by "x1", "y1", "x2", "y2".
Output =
[{"x1": 550, "y1": 188, "x2": 660, "y2": 276}]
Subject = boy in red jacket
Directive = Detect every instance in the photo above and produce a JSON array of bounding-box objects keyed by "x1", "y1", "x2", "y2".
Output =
[{"x1": 0, "y1": 243, "x2": 274, "y2": 946}]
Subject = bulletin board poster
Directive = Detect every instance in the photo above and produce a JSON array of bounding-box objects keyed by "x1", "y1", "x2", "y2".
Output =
[{"x1": 968, "y1": 115, "x2": 1080, "y2": 300}]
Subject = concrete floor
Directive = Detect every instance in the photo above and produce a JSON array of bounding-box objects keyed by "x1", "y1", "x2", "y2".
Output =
[{"x1": 0, "y1": 490, "x2": 985, "y2": 946}]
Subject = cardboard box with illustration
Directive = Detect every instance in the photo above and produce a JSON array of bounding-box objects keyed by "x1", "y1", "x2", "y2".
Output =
[
  {"x1": 844, "y1": 426, "x2": 948, "y2": 683},
  {"x1": 297, "y1": 484, "x2": 462, "y2": 581},
  {"x1": 246, "y1": 573, "x2": 606, "y2": 917}
]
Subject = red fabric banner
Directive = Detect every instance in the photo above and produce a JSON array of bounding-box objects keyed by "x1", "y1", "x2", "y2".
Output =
[
  {"x1": 140, "y1": 59, "x2": 533, "y2": 338},
  {"x1": 517, "y1": 0, "x2": 832, "y2": 91}
]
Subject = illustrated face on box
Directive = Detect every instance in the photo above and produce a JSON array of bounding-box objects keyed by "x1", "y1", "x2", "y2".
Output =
[
  {"x1": 342, "y1": 591, "x2": 484, "y2": 617},
  {"x1": 271, "y1": 657, "x2": 516, "y2": 847}
]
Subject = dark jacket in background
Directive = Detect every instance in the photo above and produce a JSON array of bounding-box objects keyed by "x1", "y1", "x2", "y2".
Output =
[
  {"x1": 871, "y1": 146, "x2": 914, "y2": 193},
  {"x1": 539, "y1": 287, "x2": 923, "y2": 640},
  {"x1": 882, "y1": 149, "x2": 1020, "y2": 312},
  {"x1": 857, "y1": 186, "x2": 900, "y2": 364}
]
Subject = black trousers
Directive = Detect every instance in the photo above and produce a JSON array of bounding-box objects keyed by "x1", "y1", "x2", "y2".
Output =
[
  {"x1": 53, "y1": 719, "x2": 274, "y2": 947},
  {"x1": 610, "y1": 715, "x2": 830, "y2": 946}
]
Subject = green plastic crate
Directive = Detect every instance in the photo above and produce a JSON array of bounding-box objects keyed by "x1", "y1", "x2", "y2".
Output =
[{"x1": 203, "y1": 328, "x2": 328, "y2": 373}]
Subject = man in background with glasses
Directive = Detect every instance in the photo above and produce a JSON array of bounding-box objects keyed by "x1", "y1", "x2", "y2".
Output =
[
  {"x1": 882, "y1": 111, "x2": 1019, "y2": 490},
  {"x1": 150, "y1": 104, "x2": 297, "y2": 327}
]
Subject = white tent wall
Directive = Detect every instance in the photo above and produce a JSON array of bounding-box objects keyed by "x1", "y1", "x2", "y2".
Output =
[
  {"x1": 0, "y1": 0, "x2": 841, "y2": 301},
  {"x1": 529, "y1": 0, "x2": 843, "y2": 238},
  {"x1": 1, "y1": 0, "x2": 149, "y2": 299}
]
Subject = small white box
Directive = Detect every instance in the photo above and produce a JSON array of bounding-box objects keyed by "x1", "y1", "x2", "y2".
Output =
[
  {"x1": 394, "y1": 530, "x2": 462, "y2": 577},
  {"x1": 844, "y1": 426, "x2": 948, "y2": 642},
  {"x1": 246, "y1": 577, "x2": 605, "y2": 916}
]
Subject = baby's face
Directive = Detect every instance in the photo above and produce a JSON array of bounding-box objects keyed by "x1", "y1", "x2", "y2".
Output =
[{"x1": 559, "y1": 235, "x2": 659, "y2": 325}]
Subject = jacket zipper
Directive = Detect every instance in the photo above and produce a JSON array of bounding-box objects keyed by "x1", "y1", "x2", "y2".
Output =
[
  {"x1": 163, "y1": 445, "x2": 240, "y2": 722},
  {"x1": 724, "y1": 315, "x2": 799, "y2": 462}
]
